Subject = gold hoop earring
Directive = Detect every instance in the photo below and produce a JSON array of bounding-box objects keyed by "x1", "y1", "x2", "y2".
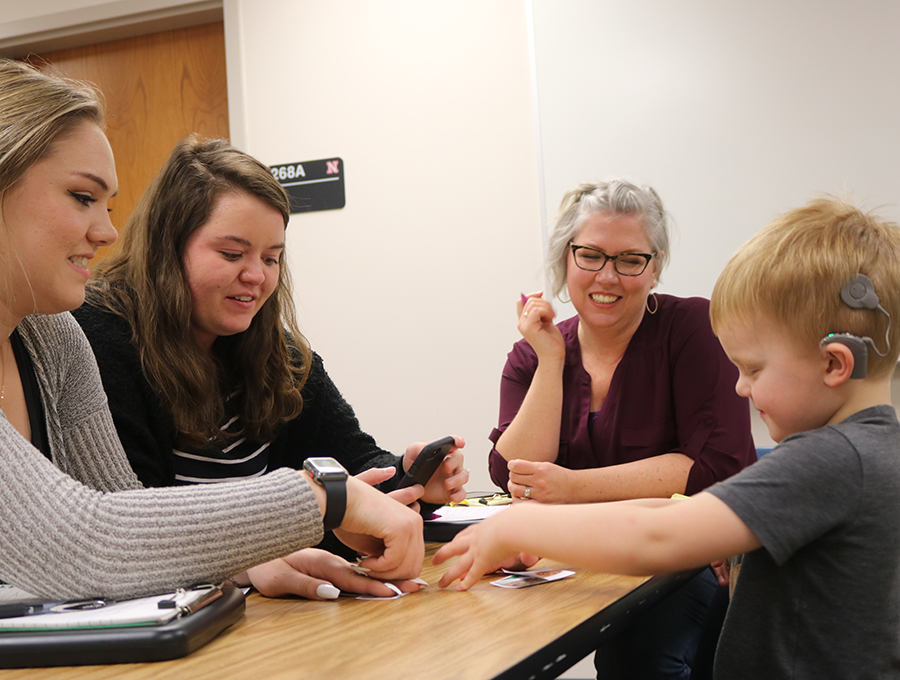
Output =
[{"x1": 646, "y1": 293, "x2": 659, "y2": 315}]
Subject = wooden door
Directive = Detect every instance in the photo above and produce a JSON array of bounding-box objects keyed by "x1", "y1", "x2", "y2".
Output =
[{"x1": 28, "y1": 22, "x2": 230, "y2": 265}]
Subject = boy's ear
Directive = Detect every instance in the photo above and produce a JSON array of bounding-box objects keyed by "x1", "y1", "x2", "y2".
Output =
[{"x1": 820, "y1": 340, "x2": 857, "y2": 385}]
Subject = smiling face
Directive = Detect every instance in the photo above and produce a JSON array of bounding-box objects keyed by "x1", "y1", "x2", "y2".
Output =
[
  {"x1": 0, "y1": 121, "x2": 117, "y2": 328},
  {"x1": 717, "y1": 317, "x2": 844, "y2": 442},
  {"x1": 566, "y1": 211, "x2": 659, "y2": 337},
  {"x1": 182, "y1": 191, "x2": 285, "y2": 353}
]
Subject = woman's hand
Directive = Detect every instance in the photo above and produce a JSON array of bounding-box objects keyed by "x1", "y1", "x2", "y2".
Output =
[
  {"x1": 353, "y1": 466, "x2": 424, "y2": 512},
  {"x1": 518, "y1": 292, "x2": 565, "y2": 364},
  {"x1": 403, "y1": 436, "x2": 469, "y2": 505},
  {"x1": 507, "y1": 458, "x2": 575, "y2": 504},
  {"x1": 710, "y1": 559, "x2": 731, "y2": 587},
  {"x1": 331, "y1": 476, "x2": 425, "y2": 581},
  {"x1": 491, "y1": 294, "x2": 566, "y2": 468},
  {"x1": 354, "y1": 465, "x2": 396, "y2": 487},
  {"x1": 244, "y1": 549, "x2": 421, "y2": 600}
]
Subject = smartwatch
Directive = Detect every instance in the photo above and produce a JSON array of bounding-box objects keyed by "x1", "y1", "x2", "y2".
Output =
[{"x1": 303, "y1": 457, "x2": 348, "y2": 532}]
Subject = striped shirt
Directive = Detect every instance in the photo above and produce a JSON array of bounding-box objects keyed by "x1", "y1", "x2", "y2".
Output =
[{"x1": 172, "y1": 392, "x2": 271, "y2": 484}]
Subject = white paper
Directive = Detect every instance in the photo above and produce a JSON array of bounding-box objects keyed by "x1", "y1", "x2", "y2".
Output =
[{"x1": 425, "y1": 505, "x2": 508, "y2": 523}]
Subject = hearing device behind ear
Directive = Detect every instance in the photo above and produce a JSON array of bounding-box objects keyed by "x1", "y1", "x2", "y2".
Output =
[
  {"x1": 819, "y1": 333, "x2": 869, "y2": 379},
  {"x1": 841, "y1": 273, "x2": 881, "y2": 310},
  {"x1": 822, "y1": 274, "x2": 893, "y2": 380}
]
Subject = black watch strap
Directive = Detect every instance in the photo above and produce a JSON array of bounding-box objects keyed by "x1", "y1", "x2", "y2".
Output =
[
  {"x1": 320, "y1": 477, "x2": 347, "y2": 532},
  {"x1": 304, "y1": 457, "x2": 348, "y2": 532}
]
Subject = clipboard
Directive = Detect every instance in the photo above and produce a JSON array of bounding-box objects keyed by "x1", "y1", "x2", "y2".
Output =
[{"x1": 0, "y1": 585, "x2": 245, "y2": 668}]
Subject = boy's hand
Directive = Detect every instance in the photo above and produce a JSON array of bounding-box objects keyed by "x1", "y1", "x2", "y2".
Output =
[{"x1": 433, "y1": 510, "x2": 523, "y2": 590}]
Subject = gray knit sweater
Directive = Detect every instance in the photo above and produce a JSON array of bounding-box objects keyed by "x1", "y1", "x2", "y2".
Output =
[{"x1": 0, "y1": 312, "x2": 323, "y2": 600}]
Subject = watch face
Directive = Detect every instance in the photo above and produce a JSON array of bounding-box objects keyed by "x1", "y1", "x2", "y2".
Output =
[{"x1": 304, "y1": 457, "x2": 348, "y2": 480}]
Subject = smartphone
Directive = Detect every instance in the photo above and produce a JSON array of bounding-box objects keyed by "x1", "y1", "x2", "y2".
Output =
[{"x1": 395, "y1": 436, "x2": 455, "y2": 489}]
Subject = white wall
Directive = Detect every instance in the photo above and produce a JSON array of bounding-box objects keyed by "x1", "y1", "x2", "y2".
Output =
[
  {"x1": 531, "y1": 0, "x2": 900, "y2": 447},
  {"x1": 3, "y1": 5, "x2": 897, "y2": 676},
  {"x1": 533, "y1": 0, "x2": 900, "y2": 300},
  {"x1": 3, "y1": 0, "x2": 900, "y2": 475},
  {"x1": 0, "y1": 0, "x2": 544, "y2": 493},
  {"x1": 225, "y1": 0, "x2": 543, "y2": 491}
]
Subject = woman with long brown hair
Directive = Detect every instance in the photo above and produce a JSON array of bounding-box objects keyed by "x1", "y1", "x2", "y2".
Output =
[
  {"x1": 74, "y1": 135, "x2": 467, "y2": 599},
  {"x1": 0, "y1": 58, "x2": 424, "y2": 601}
]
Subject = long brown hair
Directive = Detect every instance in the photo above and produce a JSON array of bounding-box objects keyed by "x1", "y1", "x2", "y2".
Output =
[{"x1": 88, "y1": 136, "x2": 311, "y2": 447}]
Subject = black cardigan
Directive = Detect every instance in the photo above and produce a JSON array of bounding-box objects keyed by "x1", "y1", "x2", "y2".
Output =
[{"x1": 71, "y1": 302, "x2": 403, "y2": 488}]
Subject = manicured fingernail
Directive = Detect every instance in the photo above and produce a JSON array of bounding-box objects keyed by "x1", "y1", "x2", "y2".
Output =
[
  {"x1": 317, "y1": 583, "x2": 340, "y2": 599},
  {"x1": 520, "y1": 293, "x2": 528, "y2": 304}
]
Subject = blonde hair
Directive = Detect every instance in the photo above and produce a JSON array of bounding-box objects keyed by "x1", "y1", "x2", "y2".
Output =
[
  {"x1": 0, "y1": 59, "x2": 105, "y2": 313},
  {"x1": 710, "y1": 198, "x2": 900, "y2": 378},
  {"x1": 0, "y1": 59, "x2": 104, "y2": 204}
]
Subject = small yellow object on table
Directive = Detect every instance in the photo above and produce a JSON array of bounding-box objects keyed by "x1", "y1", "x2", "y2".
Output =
[{"x1": 451, "y1": 493, "x2": 512, "y2": 507}]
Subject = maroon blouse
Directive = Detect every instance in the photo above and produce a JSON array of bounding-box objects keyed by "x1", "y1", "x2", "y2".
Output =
[{"x1": 488, "y1": 294, "x2": 756, "y2": 495}]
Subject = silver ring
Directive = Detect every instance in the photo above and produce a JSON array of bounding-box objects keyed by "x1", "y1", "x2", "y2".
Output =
[
  {"x1": 523, "y1": 311, "x2": 529, "y2": 317},
  {"x1": 523, "y1": 486, "x2": 531, "y2": 500}
]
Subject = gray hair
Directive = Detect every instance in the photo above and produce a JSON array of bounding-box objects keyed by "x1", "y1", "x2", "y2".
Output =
[{"x1": 546, "y1": 179, "x2": 670, "y2": 298}]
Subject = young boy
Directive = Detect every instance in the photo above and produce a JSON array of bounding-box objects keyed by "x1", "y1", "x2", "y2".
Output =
[{"x1": 435, "y1": 198, "x2": 900, "y2": 678}]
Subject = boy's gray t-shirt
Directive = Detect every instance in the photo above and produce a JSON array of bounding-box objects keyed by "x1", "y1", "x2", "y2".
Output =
[{"x1": 707, "y1": 405, "x2": 900, "y2": 679}]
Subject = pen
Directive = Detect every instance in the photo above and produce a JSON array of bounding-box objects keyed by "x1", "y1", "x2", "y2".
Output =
[
  {"x1": 180, "y1": 585, "x2": 222, "y2": 615},
  {"x1": 0, "y1": 598, "x2": 107, "y2": 618},
  {"x1": 0, "y1": 597, "x2": 110, "y2": 619},
  {"x1": 0, "y1": 602, "x2": 44, "y2": 619},
  {"x1": 157, "y1": 584, "x2": 222, "y2": 614}
]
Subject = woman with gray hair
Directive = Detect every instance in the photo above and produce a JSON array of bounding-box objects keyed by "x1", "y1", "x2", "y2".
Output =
[{"x1": 488, "y1": 179, "x2": 755, "y2": 679}]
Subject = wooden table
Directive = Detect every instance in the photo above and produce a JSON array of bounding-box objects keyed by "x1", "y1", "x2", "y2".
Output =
[{"x1": 0, "y1": 546, "x2": 694, "y2": 680}]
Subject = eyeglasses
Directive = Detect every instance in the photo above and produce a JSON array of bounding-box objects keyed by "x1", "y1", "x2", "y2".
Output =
[{"x1": 569, "y1": 243, "x2": 655, "y2": 277}]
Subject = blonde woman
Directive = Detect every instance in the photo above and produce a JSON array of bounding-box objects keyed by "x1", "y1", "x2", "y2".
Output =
[{"x1": 0, "y1": 58, "x2": 423, "y2": 601}]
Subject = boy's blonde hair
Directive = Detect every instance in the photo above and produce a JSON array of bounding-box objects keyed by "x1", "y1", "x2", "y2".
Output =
[{"x1": 710, "y1": 197, "x2": 900, "y2": 378}]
